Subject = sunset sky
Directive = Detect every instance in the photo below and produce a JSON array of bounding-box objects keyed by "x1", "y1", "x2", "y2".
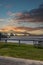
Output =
[{"x1": 0, "y1": 0, "x2": 43, "y2": 28}]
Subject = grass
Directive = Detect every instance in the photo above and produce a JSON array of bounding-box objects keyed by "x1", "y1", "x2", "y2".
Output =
[{"x1": 0, "y1": 42, "x2": 43, "y2": 61}]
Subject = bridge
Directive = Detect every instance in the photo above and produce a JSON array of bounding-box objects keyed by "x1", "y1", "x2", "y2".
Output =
[{"x1": 1, "y1": 36, "x2": 43, "y2": 47}]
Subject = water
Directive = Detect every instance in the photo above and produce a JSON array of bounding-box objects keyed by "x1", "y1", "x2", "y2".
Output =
[{"x1": 8, "y1": 40, "x2": 33, "y2": 45}]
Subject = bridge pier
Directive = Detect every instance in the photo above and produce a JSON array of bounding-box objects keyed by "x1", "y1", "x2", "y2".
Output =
[
  {"x1": 19, "y1": 40, "x2": 20, "y2": 46},
  {"x1": 5, "y1": 39, "x2": 7, "y2": 43}
]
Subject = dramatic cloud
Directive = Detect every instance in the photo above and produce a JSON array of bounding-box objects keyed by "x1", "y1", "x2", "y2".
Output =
[
  {"x1": 12, "y1": 4, "x2": 43, "y2": 22},
  {"x1": 29, "y1": 4, "x2": 43, "y2": 22},
  {"x1": 7, "y1": 4, "x2": 43, "y2": 28},
  {"x1": 15, "y1": 12, "x2": 31, "y2": 20}
]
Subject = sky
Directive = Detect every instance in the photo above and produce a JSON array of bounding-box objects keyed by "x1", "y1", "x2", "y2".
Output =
[{"x1": 0, "y1": 0, "x2": 43, "y2": 28}]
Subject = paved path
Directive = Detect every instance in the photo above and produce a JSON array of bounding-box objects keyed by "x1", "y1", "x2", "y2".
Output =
[{"x1": 0, "y1": 56, "x2": 43, "y2": 65}]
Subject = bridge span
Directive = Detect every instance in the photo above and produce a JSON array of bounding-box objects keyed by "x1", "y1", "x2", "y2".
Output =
[{"x1": 1, "y1": 36, "x2": 43, "y2": 47}]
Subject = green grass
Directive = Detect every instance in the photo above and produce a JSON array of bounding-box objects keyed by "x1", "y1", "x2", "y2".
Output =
[{"x1": 0, "y1": 42, "x2": 43, "y2": 61}]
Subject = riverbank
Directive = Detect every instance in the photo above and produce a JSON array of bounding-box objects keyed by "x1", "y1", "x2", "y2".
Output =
[{"x1": 0, "y1": 42, "x2": 43, "y2": 61}]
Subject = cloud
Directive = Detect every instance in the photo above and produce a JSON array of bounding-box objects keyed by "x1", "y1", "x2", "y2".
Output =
[
  {"x1": 15, "y1": 12, "x2": 31, "y2": 20},
  {"x1": 6, "y1": 11, "x2": 23, "y2": 19},
  {"x1": 11, "y1": 4, "x2": 43, "y2": 22},
  {"x1": 0, "y1": 18, "x2": 10, "y2": 28},
  {"x1": 6, "y1": 11, "x2": 13, "y2": 16},
  {"x1": 4, "y1": 4, "x2": 43, "y2": 28},
  {"x1": 16, "y1": 13, "x2": 23, "y2": 16},
  {"x1": 29, "y1": 4, "x2": 43, "y2": 22},
  {"x1": 11, "y1": 12, "x2": 23, "y2": 17},
  {"x1": 12, "y1": 12, "x2": 35, "y2": 23},
  {"x1": 6, "y1": 11, "x2": 18, "y2": 17}
]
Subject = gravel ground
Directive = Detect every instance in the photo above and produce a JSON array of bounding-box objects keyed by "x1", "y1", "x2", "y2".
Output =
[{"x1": 0, "y1": 56, "x2": 43, "y2": 65}]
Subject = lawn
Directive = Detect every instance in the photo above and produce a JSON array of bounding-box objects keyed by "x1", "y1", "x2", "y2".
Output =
[{"x1": 0, "y1": 42, "x2": 43, "y2": 61}]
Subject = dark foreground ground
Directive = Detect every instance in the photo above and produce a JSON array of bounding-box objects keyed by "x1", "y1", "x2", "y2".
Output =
[{"x1": 0, "y1": 56, "x2": 43, "y2": 65}]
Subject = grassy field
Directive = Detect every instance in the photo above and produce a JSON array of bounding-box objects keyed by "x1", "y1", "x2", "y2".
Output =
[{"x1": 0, "y1": 42, "x2": 43, "y2": 61}]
